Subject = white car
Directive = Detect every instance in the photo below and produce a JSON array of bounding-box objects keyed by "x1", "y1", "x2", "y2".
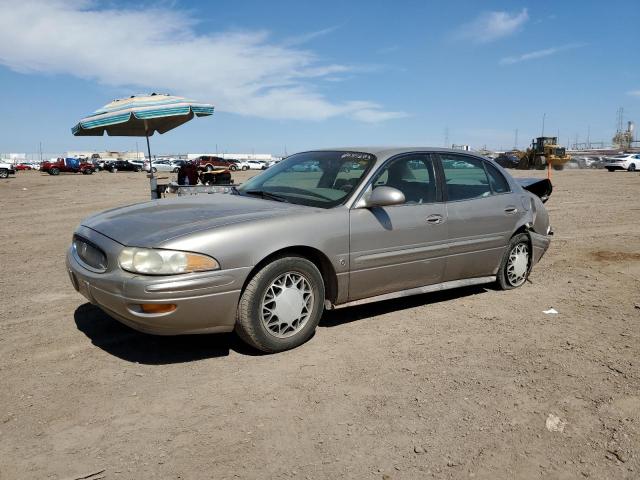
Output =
[
  {"x1": 229, "y1": 160, "x2": 250, "y2": 170},
  {"x1": 603, "y1": 154, "x2": 639, "y2": 172},
  {"x1": 246, "y1": 160, "x2": 267, "y2": 170},
  {"x1": 146, "y1": 159, "x2": 178, "y2": 173}
]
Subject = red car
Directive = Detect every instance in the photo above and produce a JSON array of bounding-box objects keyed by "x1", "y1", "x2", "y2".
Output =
[
  {"x1": 41, "y1": 158, "x2": 94, "y2": 175},
  {"x1": 15, "y1": 163, "x2": 33, "y2": 171},
  {"x1": 196, "y1": 155, "x2": 238, "y2": 171}
]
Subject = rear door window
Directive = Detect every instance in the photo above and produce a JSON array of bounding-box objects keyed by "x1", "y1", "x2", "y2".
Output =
[{"x1": 440, "y1": 155, "x2": 491, "y2": 201}]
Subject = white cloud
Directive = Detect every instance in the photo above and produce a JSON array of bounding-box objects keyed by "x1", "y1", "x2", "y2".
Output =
[
  {"x1": 455, "y1": 8, "x2": 529, "y2": 43},
  {"x1": 500, "y1": 43, "x2": 587, "y2": 65},
  {"x1": 0, "y1": 0, "x2": 404, "y2": 123},
  {"x1": 628, "y1": 90, "x2": 640, "y2": 97}
]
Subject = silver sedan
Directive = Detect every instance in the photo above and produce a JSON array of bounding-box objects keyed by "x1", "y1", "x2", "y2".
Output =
[{"x1": 67, "y1": 148, "x2": 552, "y2": 352}]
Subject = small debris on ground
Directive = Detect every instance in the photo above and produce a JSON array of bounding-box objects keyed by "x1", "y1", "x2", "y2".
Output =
[
  {"x1": 543, "y1": 308, "x2": 559, "y2": 314},
  {"x1": 545, "y1": 413, "x2": 567, "y2": 432}
]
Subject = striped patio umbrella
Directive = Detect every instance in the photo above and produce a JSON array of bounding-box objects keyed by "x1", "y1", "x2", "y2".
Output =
[{"x1": 72, "y1": 93, "x2": 214, "y2": 198}]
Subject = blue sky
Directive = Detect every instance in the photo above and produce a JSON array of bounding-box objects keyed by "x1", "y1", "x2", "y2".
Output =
[{"x1": 0, "y1": 0, "x2": 638, "y2": 156}]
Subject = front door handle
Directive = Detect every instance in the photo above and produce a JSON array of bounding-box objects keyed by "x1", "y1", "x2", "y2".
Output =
[
  {"x1": 426, "y1": 214, "x2": 443, "y2": 224},
  {"x1": 504, "y1": 206, "x2": 518, "y2": 215}
]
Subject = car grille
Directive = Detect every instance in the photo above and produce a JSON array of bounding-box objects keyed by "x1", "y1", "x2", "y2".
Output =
[{"x1": 73, "y1": 235, "x2": 108, "y2": 272}]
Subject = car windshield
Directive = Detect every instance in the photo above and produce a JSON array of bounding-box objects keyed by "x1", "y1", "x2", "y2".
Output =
[{"x1": 237, "y1": 151, "x2": 376, "y2": 208}]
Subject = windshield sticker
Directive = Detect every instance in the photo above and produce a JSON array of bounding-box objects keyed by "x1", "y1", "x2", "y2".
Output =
[{"x1": 341, "y1": 152, "x2": 374, "y2": 161}]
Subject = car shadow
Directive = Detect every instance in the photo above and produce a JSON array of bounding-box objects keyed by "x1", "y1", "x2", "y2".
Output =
[
  {"x1": 74, "y1": 303, "x2": 260, "y2": 364},
  {"x1": 319, "y1": 285, "x2": 488, "y2": 328},
  {"x1": 75, "y1": 286, "x2": 489, "y2": 363}
]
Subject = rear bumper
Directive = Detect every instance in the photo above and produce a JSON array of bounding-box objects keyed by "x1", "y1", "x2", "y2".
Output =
[
  {"x1": 66, "y1": 227, "x2": 249, "y2": 335},
  {"x1": 530, "y1": 230, "x2": 551, "y2": 265}
]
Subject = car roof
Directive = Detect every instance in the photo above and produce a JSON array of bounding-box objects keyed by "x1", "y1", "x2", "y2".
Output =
[{"x1": 305, "y1": 146, "x2": 491, "y2": 161}]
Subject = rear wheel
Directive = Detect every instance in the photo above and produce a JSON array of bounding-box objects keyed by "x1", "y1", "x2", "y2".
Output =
[
  {"x1": 552, "y1": 164, "x2": 564, "y2": 171},
  {"x1": 0, "y1": 169, "x2": 8, "y2": 178},
  {"x1": 235, "y1": 256, "x2": 325, "y2": 353},
  {"x1": 229, "y1": 165, "x2": 237, "y2": 171},
  {"x1": 50, "y1": 168, "x2": 60, "y2": 175},
  {"x1": 206, "y1": 164, "x2": 213, "y2": 172},
  {"x1": 497, "y1": 233, "x2": 530, "y2": 290},
  {"x1": 629, "y1": 163, "x2": 636, "y2": 172},
  {"x1": 607, "y1": 168, "x2": 615, "y2": 172}
]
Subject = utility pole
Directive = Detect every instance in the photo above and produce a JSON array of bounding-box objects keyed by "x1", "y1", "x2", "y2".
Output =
[
  {"x1": 587, "y1": 125, "x2": 591, "y2": 149},
  {"x1": 541, "y1": 113, "x2": 546, "y2": 137},
  {"x1": 444, "y1": 127, "x2": 449, "y2": 148},
  {"x1": 39, "y1": 142, "x2": 42, "y2": 163},
  {"x1": 514, "y1": 129, "x2": 518, "y2": 149}
]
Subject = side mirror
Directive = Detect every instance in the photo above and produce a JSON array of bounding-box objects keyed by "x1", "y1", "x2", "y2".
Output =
[{"x1": 362, "y1": 186, "x2": 405, "y2": 208}]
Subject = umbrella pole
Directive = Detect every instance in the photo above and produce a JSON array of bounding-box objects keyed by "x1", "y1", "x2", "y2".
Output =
[{"x1": 146, "y1": 130, "x2": 158, "y2": 199}]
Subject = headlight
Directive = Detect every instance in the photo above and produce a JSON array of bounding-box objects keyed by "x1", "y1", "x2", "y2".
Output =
[{"x1": 119, "y1": 247, "x2": 219, "y2": 275}]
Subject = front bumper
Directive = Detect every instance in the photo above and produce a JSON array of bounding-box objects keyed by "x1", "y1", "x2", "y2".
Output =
[
  {"x1": 530, "y1": 230, "x2": 552, "y2": 265},
  {"x1": 67, "y1": 226, "x2": 249, "y2": 335}
]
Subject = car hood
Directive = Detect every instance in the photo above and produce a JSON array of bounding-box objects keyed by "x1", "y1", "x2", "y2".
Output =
[{"x1": 81, "y1": 193, "x2": 309, "y2": 247}]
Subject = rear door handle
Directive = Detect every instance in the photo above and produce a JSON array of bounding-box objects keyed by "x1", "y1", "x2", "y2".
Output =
[
  {"x1": 504, "y1": 206, "x2": 518, "y2": 215},
  {"x1": 426, "y1": 214, "x2": 443, "y2": 224}
]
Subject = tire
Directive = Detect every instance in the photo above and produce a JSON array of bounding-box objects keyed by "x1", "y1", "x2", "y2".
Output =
[
  {"x1": 87, "y1": 169, "x2": 94, "y2": 175},
  {"x1": 629, "y1": 163, "x2": 636, "y2": 172},
  {"x1": 0, "y1": 169, "x2": 8, "y2": 178},
  {"x1": 135, "y1": 167, "x2": 142, "y2": 173},
  {"x1": 206, "y1": 165, "x2": 213, "y2": 172},
  {"x1": 606, "y1": 168, "x2": 614, "y2": 172},
  {"x1": 242, "y1": 166, "x2": 249, "y2": 171},
  {"x1": 552, "y1": 164, "x2": 564, "y2": 171},
  {"x1": 496, "y1": 233, "x2": 531, "y2": 290},
  {"x1": 235, "y1": 256, "x2": 325, "y2": 353},
  {"x1": 173, "y1": 168, "x2": 180, "y2": 173},
  {"x1": 230, "y1": 165, "x2": 237, "y2": 171},
  {"x1": 82, "y1": 169, "x2": 88, "y2": 175},
  {"x1": 50, "y1": 168, "x2": 60, "y2": 175}
]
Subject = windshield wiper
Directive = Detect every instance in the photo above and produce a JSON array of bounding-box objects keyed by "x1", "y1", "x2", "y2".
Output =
[{"x1": 244, "y1": 189, "x2": 290, "y2": 203}]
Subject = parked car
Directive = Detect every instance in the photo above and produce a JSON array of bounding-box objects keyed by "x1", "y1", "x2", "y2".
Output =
[
  {"x1": 14, "y1": 163, "x2": 33, "y2": 171},
  {"x1": 495, "y1": 153, "x2": 521, "y2": 169},
  {"x1": 105, "y1": 160, "x2": 143, "y2": 173},
  {"x1": 41, "y1": 158, "x2": 94, "y2": 175},
  {"x1": 246, "y1": 160, "x2": 267, "y2": 170},
  {"x1": 196, "y1": 155, "x2": 239, "y2": 171},
  {"x1": 0, "y1": 160, "x2": 16, "y2": 178},
  {"x1": 146, "y1": 159, "x2": 178, "y2": 173},
  {"x1": 228, "y1": 159, "x2": 250, "y2": 170},
  {"x1": 67, "y1": 147, "x2": 553, "y2": 353},
  {"x1": 602, "y1": 153, "x2": 640, "y2": 172}
]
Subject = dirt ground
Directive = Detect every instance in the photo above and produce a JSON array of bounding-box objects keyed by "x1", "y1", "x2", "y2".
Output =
[{"x1": 1, "y1": 167, "x2": 638, "y2": 480}]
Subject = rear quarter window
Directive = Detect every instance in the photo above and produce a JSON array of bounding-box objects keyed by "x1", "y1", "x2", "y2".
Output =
[{"x1": 484, "y1": 162, "x2": 511, "y2": 194}]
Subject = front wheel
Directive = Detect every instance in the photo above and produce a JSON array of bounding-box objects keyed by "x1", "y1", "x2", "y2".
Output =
[
  {"x1": 496, "y1": 233, "x2": 530, "y2": 290},
  {"x1": 606, "y1": 168, "x2": 615, "y2": 172},
  {"x1": 229, "y1": 165, "x2": 237, "y2": 171},
  {"x1": 0, "y1": 169, "x2": 8, "y2": 178},
  {"x1": 50, "y1": 168, "x2": 60, "y2": 175},
  {"x1": 242, "y1": 166, "x2": 249, "y2": 171},
  {"x1": 206, "y1": 164, "x2": 213, "y2": 172},
  {"x1": 628, "y1": 163, "x2": 636, "y2": 172},
  {"x1": 235, "y1": 256, "x2": 325, "y2": 353}
]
